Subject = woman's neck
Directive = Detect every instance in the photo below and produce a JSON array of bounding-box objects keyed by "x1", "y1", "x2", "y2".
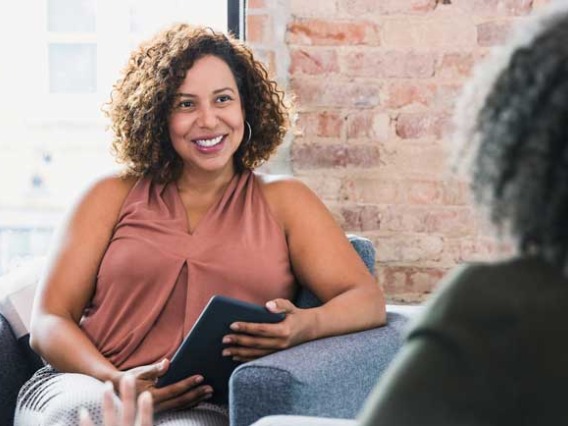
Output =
[{"x1": 176, "y1": 165, "x2": 237, "y2": 197}]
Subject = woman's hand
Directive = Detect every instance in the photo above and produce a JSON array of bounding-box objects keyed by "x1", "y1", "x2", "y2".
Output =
[
  {"x1": 80, "y1": 375, "x2": 152, "y2": 426},
  {"x1": 221, "y1": 298, "x2": 316, "y2": 362},
  {"x1": 117, "y1": 359, "x2": 213, "y2": 412}
]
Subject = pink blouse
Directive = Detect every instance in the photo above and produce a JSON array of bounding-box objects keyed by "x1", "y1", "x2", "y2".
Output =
[{"x1": 80, "y1": 171, "x2": 297, "y2": 370}]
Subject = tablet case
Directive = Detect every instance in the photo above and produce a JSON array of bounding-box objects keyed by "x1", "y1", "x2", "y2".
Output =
[{"x1": 155, "y1": 295, "x2": 286, "y2": 404}]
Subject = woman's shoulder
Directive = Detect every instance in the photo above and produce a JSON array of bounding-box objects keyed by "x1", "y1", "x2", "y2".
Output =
[
  {"x1": 67, "y1": 173, "x2": 139, "y2": 226},
  {"x1": 253, "y1": 172, "x2": 319, "y2": 205},
  {"x1": 80, "y1": 173, "x2": 139, "y2": 206},
  {"x1": 253, "y1": 172, "x2": 326, "y2": 223}
]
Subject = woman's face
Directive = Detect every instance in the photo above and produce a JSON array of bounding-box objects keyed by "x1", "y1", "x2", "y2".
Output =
[{"x1": 168, "y1": 54, "x2": 245, "y2": 177}]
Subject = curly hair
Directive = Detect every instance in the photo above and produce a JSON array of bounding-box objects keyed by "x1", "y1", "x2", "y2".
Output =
[
  {"x1": 105, "y1": 23, "x2": 289, "y2": 182},
  {"x1": 453, "y1": 4, "x2": 568, "y2": 268}
]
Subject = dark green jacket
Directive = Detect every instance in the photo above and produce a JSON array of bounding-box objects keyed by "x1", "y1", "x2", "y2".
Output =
[{"x1": 359, "y1": 257, "x2": 568, "y2": 426}]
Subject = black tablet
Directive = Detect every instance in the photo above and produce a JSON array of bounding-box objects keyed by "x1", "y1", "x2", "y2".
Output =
[{"x1": 155, "y1": 295, "x2": 286, "y2": 404}]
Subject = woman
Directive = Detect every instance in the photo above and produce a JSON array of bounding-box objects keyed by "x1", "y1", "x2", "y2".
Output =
[
  {"x1": 15, "y1": 24, "x2": 385, "y2": 425},
  {"x1": 356, "y1": 3, "x2": 568, "y2": 425}
]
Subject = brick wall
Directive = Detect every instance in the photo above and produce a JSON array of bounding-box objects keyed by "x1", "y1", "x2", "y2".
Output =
[{"x1": 247, "y1": 0, "x2": 550, "y2": 302}]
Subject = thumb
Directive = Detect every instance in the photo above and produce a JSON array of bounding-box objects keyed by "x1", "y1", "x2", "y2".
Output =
[
  {"x1": 141, "y1": 359, "x2": 169, "y2": 380},
  {"x1": 266, "y1": 298, "x2": 296, "y2": 314},
  {"x1": 155, "y1": 358, "x2": 169, "y2": 376}
]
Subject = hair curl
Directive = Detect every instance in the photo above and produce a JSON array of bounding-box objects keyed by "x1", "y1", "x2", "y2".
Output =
[
  {"x1": 453, "y1": 4, "x2": 568, "y2": 268},
  {"x1": 105, "y1": 23, "x2": 289, "y2": 182}
]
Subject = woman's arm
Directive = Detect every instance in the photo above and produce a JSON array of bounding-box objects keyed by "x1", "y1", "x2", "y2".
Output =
[
  {"x1": 30, "y1": 176, "x2": 215, "y2": 409},
  {"x1": 30, "y1": 175, "x2": 136, "y2": 384},
  {"x1": 272, "y1": 176, "x2": 386, "y2": 337},
  {"x1": 222, "y1": 176, "x2": 385, "y2": 360}
]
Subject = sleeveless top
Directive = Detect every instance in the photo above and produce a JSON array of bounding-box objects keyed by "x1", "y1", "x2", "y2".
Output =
[{"x1": 80, "y1": 171, "x2": 297, "y2": 370}]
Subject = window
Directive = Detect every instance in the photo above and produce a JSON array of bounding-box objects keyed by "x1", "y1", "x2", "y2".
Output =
[{"x1": 0, "y1": 0, "x2": 245, "y2": 274}]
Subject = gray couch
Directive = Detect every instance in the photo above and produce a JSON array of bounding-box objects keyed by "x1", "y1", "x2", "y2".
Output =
[{"x1": 0, "y1": 235, "x2": 416, "y2": 426}]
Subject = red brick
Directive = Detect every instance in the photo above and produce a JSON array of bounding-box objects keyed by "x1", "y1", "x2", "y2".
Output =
[
  {"x1": 404, "y1": 179, "x2": 472, "y2": 205},
  {"x1": 379, "y1": 141, "x2": 449, "y2": 178},
  {"x1": 436, "y1": 52, "x2": 477, "y2": 79},
  {"x1": 373, "y1": 234, "x2": 445, "y2": 263},
  {"x1": 395, "y1": 113, "x2": 451, "y2": 139},
  {"x1": 383, "y1": 18, "x2": 476, "y2": 48},
  {"x1": 477, "y1": 21, "x2": 514, "y2": 47},
  {"x1": 470, "y1": 0, "x2": 533, "y2": 16},
  {"x1": 341, "y1": 50, "x2": 435, "y2": 78},
  {"x1": 423, "y1": 207, "x2": 477, "y2": 236},
  {"x1": 291, "y1": 78, "x2": 381, "y2": 108},
  {"x1": 297, "y1": 175, "x2": 343, "y2": 201},
  {"x1": 247, "y1": 15, "x2": 272, "y2": 44},
  {"x1": 291, "y1": 0, "x2": 339, "y2": 16},
  {"x1": 339, "y1": 178, "x2": 402, "y2": 204},
  {"x1": 442, "y1": 179, "x2": 472, "y2": 205},
  {"x1": 291, "y1": 143, "x2": 381, "y2": 169},
  {"x1": 379, "y1": 206, "x2": 429, "y2": 233},
  {"x1": 384, "y1": 82, "x2": 435, "y2": 109},
  {"x1": 248, "y1": 0, "x2": 266, "y2": 8},
  {"x1": 339, "y1": 0, "x2": 436, "y2": 15},
  {"x1": 346, "y1": 112, "x2": 390, "y2": 141},
  {"x1": 290, "y1": 48, "x2": 339, "y2": 75},
  {"x1": 448, "y1": 235, "x2": 514, "y2": 263},
  {"x1": 377, "y1": 205, "x2": 476, "y2": 236},
  {"x1": 406, "y1": 180, "x2": 444, "y2": 204},
  {"x1": 378, "y1": 265, "x2": 448, "y2": 302},
  {"x1": 295, "y1": 111, "x2": 343, "y2": 138},
  {"x1": 384, "y1": 82, "x2": 462, "y2": 111},
  {"x1": 287, "y1": 19, "x2": 380, "y2": 46},
  {"x1": 341, "y1": 204, "x2": 382, "y2": 232},
  {"x1": 252, "y1": 48, "x2": 277, "y2": 76}
]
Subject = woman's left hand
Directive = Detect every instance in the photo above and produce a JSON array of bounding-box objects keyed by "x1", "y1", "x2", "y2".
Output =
[{"x1": 221, "y1": 298, "x2": 315, "y2": 362}]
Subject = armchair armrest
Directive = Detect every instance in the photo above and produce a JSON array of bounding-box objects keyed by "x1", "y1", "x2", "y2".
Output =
[
  {"x1": 0, "y1": 313, "x2": 36, "y2": 425},
  {"x1": 228, "y1": 310, "x2": 411, "y2": 426}
]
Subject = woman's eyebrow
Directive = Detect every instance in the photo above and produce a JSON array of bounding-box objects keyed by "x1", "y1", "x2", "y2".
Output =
[{"x1": 175, "y1": 87, "x2": 236, "y2": 97}]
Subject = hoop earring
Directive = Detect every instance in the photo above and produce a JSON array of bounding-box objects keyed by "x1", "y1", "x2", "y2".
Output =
[{"x1": 243, "y1": 121, "x2": 252, "y2": 146}]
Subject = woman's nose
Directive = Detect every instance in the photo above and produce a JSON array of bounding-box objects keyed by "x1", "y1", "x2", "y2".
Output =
[{"x1": 196, "y1": 105, "x2": 218, "y2": 128}]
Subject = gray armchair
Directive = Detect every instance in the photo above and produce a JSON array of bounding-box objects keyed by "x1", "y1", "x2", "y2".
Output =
[
  {"x1": 228, "y1": 235, "x2": 415, "y2": 426},
  {"x1": 0, "y1": 235, "x2": 414, "y2": 426}
]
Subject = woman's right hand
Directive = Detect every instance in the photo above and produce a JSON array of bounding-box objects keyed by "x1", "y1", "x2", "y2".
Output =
[{"x1": 117, "y1": 359, "x2": 214, "y2": 412}]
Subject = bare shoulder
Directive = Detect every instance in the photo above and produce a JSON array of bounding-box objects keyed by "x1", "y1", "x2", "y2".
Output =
[
  {"x1": 85, "y1": 173, "x2": 138, "y2": 201},
  {"x1": 255, "y1": 172, "x2": 319, "y2": 206},
  {"x1": 69, "y1": 173, "x2": 138, "y2": 228},
  {"x1": 255, "y1": 172, "x2": 328, "y2": 229}
]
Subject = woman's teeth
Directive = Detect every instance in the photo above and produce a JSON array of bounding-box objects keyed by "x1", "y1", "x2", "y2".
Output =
[{"x1": 195, "y1": 135, "x2": 223, "y2": 147}]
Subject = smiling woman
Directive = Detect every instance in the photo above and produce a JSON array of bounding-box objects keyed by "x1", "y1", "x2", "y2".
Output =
[{"x1": 14, "y1": 22, "x2": 386, "y2": 426}]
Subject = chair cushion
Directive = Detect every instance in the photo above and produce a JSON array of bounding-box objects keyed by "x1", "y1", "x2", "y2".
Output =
[{"x1": 0, "y1": 257, "x2": 45, "y2": 339}]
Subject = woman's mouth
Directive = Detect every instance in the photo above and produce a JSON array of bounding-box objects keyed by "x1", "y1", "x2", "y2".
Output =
[
  {"x1": 195, "y1": 135, "x2": 223, "y2": 147},
  {"x1": 193, "y1": 135, "x2": 226, "y2": 153}
]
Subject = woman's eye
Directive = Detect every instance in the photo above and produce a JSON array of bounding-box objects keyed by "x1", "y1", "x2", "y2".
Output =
[
  {"x1": 178, "y1": 100, "x2": 194, "y2": 108},
  {"x1": 216, "y1": 95, "x2": 232, "y2": 103}
]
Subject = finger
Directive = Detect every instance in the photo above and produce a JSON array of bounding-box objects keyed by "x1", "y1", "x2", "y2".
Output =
[
  {"x1": 137, "y1": 391, "x2": 153, "y2": 426},
  {"x1": 151, "y1": 374, "x2": 204, "y2": 403},
  {"x1": 78, "y1": 408, "x2": 95, "y2": 426},
  {"x1": 222, "y1": 334, "x2": 281, "y2": 350},
  {"x1": 228, "y1": 321, "x2": 288, "y2": 337},
  {"x1": 120, "y1": 375, "x2": 137, "y2": 425},
  {"x1": 154, "y1": 385, "x2": 213, "y2": 413},
  {"x1": 102, "y1": 381, "x2": 118, "y2": 426},
  {"x1": 266, "y1": 298, "x2": 296, "y2": 314},
  {"x1": 223, "y1": 346, "x2": 274, "y2": 359},
  {"x1": 138, "y1": 359, "x2": 169, "y2": 381}
]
